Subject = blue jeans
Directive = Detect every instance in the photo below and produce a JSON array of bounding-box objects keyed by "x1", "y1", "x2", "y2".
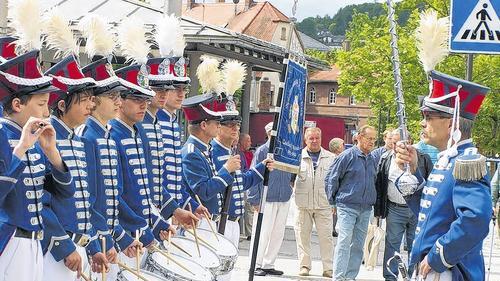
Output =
[
  {"x1": 383, "y1": 203, "x2": 417, "y2": 280},
  {"x1": 333, "y1": 205, "x2": 372, "y2": 280}
]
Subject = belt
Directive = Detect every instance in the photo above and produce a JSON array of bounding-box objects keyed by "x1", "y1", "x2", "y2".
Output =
[
  {"x1": 212, "y1": 215, "x2": 239, "y2": 222},
  {"x1": 14, "y1": 228, "x2": 44, "y2": 240},
  {"x1": 66, "y1": 231, "x2": 90, "y2": 247},
  {"x1": 228, "y1": 216, "x2": 239, "y2": 222},
  {"x1": 389, "y1": 201, "x2": 408, "y2": 208}
]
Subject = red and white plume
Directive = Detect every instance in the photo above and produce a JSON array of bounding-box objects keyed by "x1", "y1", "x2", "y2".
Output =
[
  {"x1": 154, "y1": 14, "x2": 186, "y2": 57},
  {"x1": 80, "y1": 14, "x2": 116, "y2": 58},
  {"x1": 117, "y1": 17, "x2": 151, "y2": 64},
  {"x1": 42, "y1": 8, "x2": 79, "y2": 59},
  {"x1": 415, "y1": 10, "x2": 450, "y2": 73},
  {"x1": 8, "y1": 0, "x2": 44, "y2": 52}
]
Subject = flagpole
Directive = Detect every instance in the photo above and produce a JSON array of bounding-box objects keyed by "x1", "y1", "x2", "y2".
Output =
[{"x1": 248, "y1": 2, "x2": 298, "y2": 280}]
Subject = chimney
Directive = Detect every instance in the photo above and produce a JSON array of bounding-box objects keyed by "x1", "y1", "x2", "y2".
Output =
[{"x1": 166, "y1": 0, "x2": 182, "y2": 17}]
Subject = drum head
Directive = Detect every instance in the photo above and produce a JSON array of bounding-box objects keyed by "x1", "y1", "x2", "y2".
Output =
[
  {"x1": 164, "y1": 237, "x2": 221, "y2": 269},
  {"x1": 185, "y1": 228, "x2": 238, "y2": 257},
  {"x1": 119, "y1": 269, "x2": 167, "y2": 281},
  {"x1": 150, "y1": 252, "x2": 214, "y2": 281}
]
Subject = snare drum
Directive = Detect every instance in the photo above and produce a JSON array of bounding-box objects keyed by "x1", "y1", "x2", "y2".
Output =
[
  {"x1": 144, "y1": 251, "x2": 215, "y2": 281},
  {"x1": 164, "y1": 236, "x2": 222, "y2": 275},
  {"x1": 185, "y1": 228, "x2": 238, "y2": 274},
  {"x1": 117, "y1": 269, "x2": 167, "y2": 281}
]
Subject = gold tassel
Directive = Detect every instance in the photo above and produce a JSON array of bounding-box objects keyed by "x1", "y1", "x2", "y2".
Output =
[{"x1": 453, "y1": 148, "x2": 487, "y2": 181}]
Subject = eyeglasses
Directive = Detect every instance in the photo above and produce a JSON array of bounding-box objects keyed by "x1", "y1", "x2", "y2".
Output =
[
  {"x1": 422, "y1": 113, "x2": 450, "y2": 121},
  {"x1": 222, "y1": 122, "x2": 241, "y2": 129},
  {"x1": 360, "y1": 135, "x2": 376, "y2": 142},
  {"x1": 125, "y1": 96, "x2": 151, "y2": 105}
]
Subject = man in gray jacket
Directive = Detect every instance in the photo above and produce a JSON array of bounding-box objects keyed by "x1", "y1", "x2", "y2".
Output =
[
  {"x1": 325, "y1": 125, "x2": 378, "y2": 281},
  {"x1": 295, "y1": 127, "x2": 335, "y2": 278}
]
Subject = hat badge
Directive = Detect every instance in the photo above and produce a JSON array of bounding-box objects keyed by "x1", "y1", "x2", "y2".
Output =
[
  {"x1": 174, "y1": 57, "x2": 185, "y2": 77},
  {"x1": 158, "y1": 58, "x2": 170, "y2": 76},
  {"x1": 105, "y1": 55, "x2": 116, "y2": 77},
  {"x1": 137, "y1": 64, "x2": 150, "y2": 89}
]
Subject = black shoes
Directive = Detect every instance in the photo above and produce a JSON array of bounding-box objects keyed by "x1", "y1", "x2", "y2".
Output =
[
  {"x1": 332, "y1": 230, "x2": 338, "y2": 237},
  {"x1": 253, "y1": 268, "x2": 284, "y2": 276}
]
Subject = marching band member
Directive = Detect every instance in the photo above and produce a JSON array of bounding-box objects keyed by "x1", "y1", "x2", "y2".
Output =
[
  {"x1": 78, "y1": 14, "x2": 144, "y2": 280},
  {"x1": 40, "y1": 12, "x2": 110, "y2": 279},
  {"x1": 181, "y1": 56, "x2": 239, "y2": 221},
  {"x1": 209, "y1": 60, "x2": 270, "y2": 280},
  {"x1": 0, "y1": 5, "x2": 74, "y2": 278},
  {"x1": 394, "y1": 11, "x2": 492, "y2": 281},
  {"x1": 141, "y1": 14, "x2": 203, "y2": 225},
  {"x1": 111, "y1": 18, "x2": 174, "y2": 254}
]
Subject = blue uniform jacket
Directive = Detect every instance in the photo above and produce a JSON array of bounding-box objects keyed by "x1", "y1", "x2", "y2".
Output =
[
  {"x1": 181, "y1": 135, "x2": 235, "y2": 215},
  {"x1": 157, "y1": 109, "x2": 184, "y2": 202},
  {"x1": 43, "y1": 116, "x2": 110, "y2": 259},
  {"x1": 109, "y1": 118, "x2": 168, "y2": 244},
  {"x1": 78, "y1": 116, "x2": 147, "y2": 251},
  {"x1": 400, "y1": 139, "x2": 492, "y2": 280},
  {"x1": 324, "y1": 145, "x2": 377, "y2": 210},
  {"x1": 210, "y1": 139, "x2": 265, "y2": 218},
  {"x1": 139, "y1": 111, "x2": 196, "y2": 212},
  {"x1": 247, "y1": 141, "x2": 293, "y2": 205},
  {"x1": 0, "y1": 118, "x2": 74, "y2": 258}
]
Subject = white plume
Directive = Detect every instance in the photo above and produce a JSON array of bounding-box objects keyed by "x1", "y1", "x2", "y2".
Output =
[
  {"x1": 154, "y1": 14, "x2": 185, "y2": 57},
  {"x1": 8, "y1": 0, "x2": 43, "y2": 52},
  {"x1": 222, "y1": 60, "x2": 246, "y2": 96},
  {"x1": 415, "y1": 10, "x2": 450, "y2": 73},
  {"x1": 42, "y1": 8, "x2": 79, "y2": 59},
  {"x1": 80, "y1": 14, "x2": 115, "y2": 58},
  {"x1": 117, "y1": 17, "x2": 151, "y2": 64},
  {"x1": 197, "y1": 55, "x2": 222, "y2": 94}
]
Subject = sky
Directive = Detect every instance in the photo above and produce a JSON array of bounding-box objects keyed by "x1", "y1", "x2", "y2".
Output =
[{"x1": 266, "y1": 0, "x2": 382, "y2": 20}]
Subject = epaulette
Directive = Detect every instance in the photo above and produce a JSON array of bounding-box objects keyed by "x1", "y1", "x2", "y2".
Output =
[{"x1": 453, "y1": 147, "x2": 487, "y2": 181}]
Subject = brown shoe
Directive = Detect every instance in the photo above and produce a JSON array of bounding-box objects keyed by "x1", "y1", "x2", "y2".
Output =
[
  {"x1": 299, "y1": 267, "x2": 309, "y2": 276},
  {"x1": 322, "y1": 270, "x2": 333, "y2": 278}
]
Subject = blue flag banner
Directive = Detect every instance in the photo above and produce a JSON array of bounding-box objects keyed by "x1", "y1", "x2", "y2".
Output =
[{"x1": 273, "y1": 59, "x2": 307, "y2": 173}]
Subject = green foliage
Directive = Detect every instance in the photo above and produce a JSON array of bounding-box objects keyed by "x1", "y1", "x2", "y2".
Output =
[
  {"x1": 305, "y1": 49, "x2": 339, "y2": 65},
  {"x1": 336, "y1": 0, "x2": 499, "y2": 155}
]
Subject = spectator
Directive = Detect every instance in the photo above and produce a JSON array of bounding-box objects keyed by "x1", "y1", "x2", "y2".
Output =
[
  {"x1": 374, "y1": 129, "x2": 433, "y2": 280},
  {"x1": 239, "y1": 133, "x2": 254, "y2": 239},
  {"x1": 414, "y1": 132, "x2": 440, "y2": 164},
  {"x1": 248, "y1": 122, "x2": 293, "y2": 276},
  {"x1": 325, "y1": 125, "x2": 378, "y2": 280},
  {"x1": 328, "y1": 137, "x2": 345, "y2": 238},
  {"x1": 294, "y1": 128, "x2": 335, "y2": 278},
  {"x1": 329, "y1": 138, "x2": 345, "y2": 156},
  {"x1": 239, "y1": 133, "x2": 254, "y2": 169},
  {"x1": 372, "y1": 128, "x2": 394, "y2": 165}
]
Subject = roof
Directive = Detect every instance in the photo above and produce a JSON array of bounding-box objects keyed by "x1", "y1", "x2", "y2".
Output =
[
  {"x1": 309, "y1": 65, "x2": 341, "y2": 82},
  {"x1": 298, "y1": 32, "x2": 332, "y2": 52},
  {"x1": 183, "y1": 1, "x2": 293, "y2": 44}
]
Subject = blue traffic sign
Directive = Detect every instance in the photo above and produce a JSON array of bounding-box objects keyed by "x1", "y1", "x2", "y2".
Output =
[{"x1": 450, "y1": 0, "x2": 500, "y2": 54}]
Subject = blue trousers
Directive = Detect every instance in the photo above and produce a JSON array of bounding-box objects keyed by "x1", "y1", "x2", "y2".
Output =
[{"x1": 383, "y1": 203, "x2": 417, "y2": 280}]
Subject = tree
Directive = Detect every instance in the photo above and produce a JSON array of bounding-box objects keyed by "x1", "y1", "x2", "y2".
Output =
[
  {"x1": 296, "y1": 17, "x2": 318, "y2": 38},
  {"x1": 336, "y1": 0, "x2": 499, "y2": 155}
]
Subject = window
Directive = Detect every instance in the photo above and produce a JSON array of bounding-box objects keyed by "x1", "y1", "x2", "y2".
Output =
[
  {"x1": 328, "y1": 89, "x2": 336, "y2": 104},
  {"x1": 349, "y1": 95, "x2": 356, "y2": 105},
  {"x1": 309, "y1": 87, "x2": 316, "y2": 104},
  {"x1": 281, "y1": 27, "x2": 287, "y2": 41}
]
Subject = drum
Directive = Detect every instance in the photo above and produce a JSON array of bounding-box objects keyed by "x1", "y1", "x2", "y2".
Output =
[
  {"x1": 117, "y1": 269, "x2": 167, "y2": 281},
  {"x1": 185, "y1": 228, "x2": 238, "y2": 273},
  {"x1": 144, "y1": 251, "x2": 215, "y2": 281},
  {"x1": 164, "y1": 236, "x2": 222, "y2": 275}
]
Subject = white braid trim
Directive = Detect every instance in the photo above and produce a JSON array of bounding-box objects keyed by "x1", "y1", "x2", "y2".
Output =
[
  {"x1": 121, "y1": 79, "x2": 155, "y2": 97},
  {"x1": 50, "y1": 75, "x2": 96, "y2": 86},
  {"x1": 0, "y1": 70, "x2": 52, "y2": 85}
]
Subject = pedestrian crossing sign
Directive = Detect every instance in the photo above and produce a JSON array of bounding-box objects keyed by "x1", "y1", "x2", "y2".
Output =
[{"x1": 450, "y1": 0, "x2": 500, "y2": 54}]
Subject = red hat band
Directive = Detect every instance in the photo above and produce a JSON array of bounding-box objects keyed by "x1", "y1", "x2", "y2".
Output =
[{"x1": 0, "y1": 37, "x2": 17, "y2": 60}]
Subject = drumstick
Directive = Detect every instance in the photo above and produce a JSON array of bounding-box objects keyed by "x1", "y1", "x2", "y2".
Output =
[
  {"x1": 135, "y1": 230, "x2": 140, "y2": 277},
  {"x1": 80, "y1": 272, "x2": 91, "y2": 281},
  {"x1": 194, "y1": 195, "x2": 219, "y2": 241},
  {"x1": 184, "y1": 228, "x2": 217, "y2": 251},
  {"x1": 101, "y1": 236, "x2": 106, "y2": 281},
  {"x1": 169, "y1": 241, "x2": 192, "y2": 257},
  {"x1": 116, "y1": 261, "x2": 149, "y2": 281},
  {"x1": 166, "y1": 231, "x2": 171, "y2": 265},
  {"x1": 188, "y1": 203, "x2": 202, "y2": 258},
  {"x1": 150, "y1": 245, "x2": 195, "y2": 276}
]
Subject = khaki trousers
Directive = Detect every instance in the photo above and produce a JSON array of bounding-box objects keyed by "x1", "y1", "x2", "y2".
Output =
[{"x1": 294, "y1": 208, "x2": 334, "y2": 272}]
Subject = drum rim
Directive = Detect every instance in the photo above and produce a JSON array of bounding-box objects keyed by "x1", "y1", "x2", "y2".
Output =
[
  {"x1": 162, "y1": 236, "x2": 222, "y2": 268},
  {"x1": 119, "y1": 268, "x2": 169, "y2": 281},
  {"x1": 185, "y1": 228, "x2": 239, "y2": 255},
  {"x1": 148, "y1": 251, "x2": 215, "y2": 280}
]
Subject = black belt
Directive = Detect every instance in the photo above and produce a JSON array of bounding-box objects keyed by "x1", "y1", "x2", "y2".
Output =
[
  {"x1": 389, "y1": 201, "x2": 408, "y2": 208},
  {"x1": 66, "y1": 231, "x2": 90, "y2": 247},
  {"x1": 228, "y1": 216, "x2": 239, "y2": 222},
  {"x1": 14, "y1": 228, "x2": 44, "y2": 240},
  {"x1": 212, "y1": 215, "x2": 239, "y2": 222}
]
